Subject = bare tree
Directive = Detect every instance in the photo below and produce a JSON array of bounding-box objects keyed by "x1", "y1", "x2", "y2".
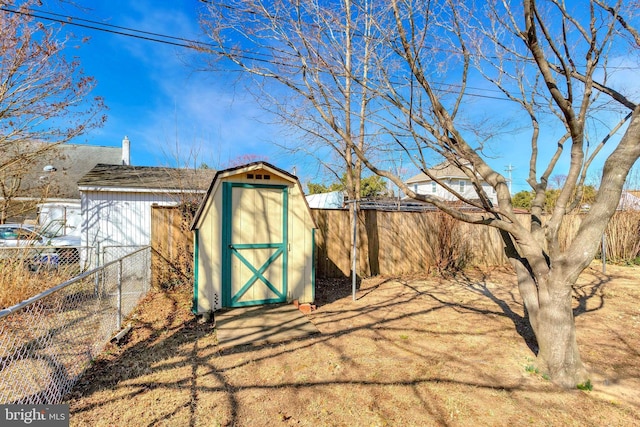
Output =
[
  {"x1": 550, "y1": 174, "x2": 567, "y2": 189},
  {"x1": 224, "y1": 154, "x2": 270, "y2": 169},
  {"x1": 198, "y1": 0, "x2": 388, "y2": 280},
  {"x1": 197, "y1": 0, "x2": 385, "y2": 202},
  {"x1": 199, "y1": 0, "x2": 640, "y2": 387},
  {"x1": 0, "y1": 0, "x2": 106, "y2": 222},
  {"x1": 350, "y1": 0, "x2": 639, "y2": 387}
]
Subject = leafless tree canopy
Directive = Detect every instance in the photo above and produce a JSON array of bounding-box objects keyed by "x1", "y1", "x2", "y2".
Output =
[{"x1": 0, "y1": 0, "x2": 106, "y2": 222}]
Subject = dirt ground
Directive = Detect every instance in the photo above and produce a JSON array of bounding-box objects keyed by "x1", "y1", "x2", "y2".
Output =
[{"x1": 65, "y1": 263, "x2": 640, "y2": 426}]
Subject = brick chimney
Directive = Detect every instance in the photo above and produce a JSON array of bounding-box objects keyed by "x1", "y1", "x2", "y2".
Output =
[{"x1": 122, "y1": 136, "x2": 131, "y2": 165}]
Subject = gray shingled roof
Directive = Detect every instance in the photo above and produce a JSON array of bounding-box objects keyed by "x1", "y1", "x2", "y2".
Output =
[
  {"x1": 6, "y1": 143, "x2": 124, "y2": 199},
  {"x1": 78, "y1": 164, "x2": 216, "y2": 191}
]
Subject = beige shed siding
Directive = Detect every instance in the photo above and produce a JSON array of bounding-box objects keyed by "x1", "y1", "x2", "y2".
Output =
[
  {"x1": 287, "y1": 181, "x2": 314, "y2": 303},
  {"x1": 194, "y1": 165, "x2": 315, "y2": 313},
  {"x1": 196, "y1": 181, "x2": 223, "y2": 312}
]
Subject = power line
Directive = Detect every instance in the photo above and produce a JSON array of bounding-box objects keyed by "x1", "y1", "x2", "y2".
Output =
[
  {"x1": 2, "y1": 5, "x2": 631, "y2": 105},
  {"x1": 6, "y1": 3, "x2": 638, "y2": 75},
  {"x1": 1, "y1": 5, "x2": 516, "y2": 102},
  {"x1": 0, "y1": 5, "x2": 299, "y2": 67},
  {"x1": 0, "y1": 5, "x2": 209, "y2": 49}
]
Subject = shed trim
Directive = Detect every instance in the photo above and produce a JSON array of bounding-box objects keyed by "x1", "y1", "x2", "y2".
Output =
[
  {"x1": 221, "y1": 182, "x2": 290, "y2": 307},
  {"x1": 312, "y1": 228, "x2": 316, "y2": 303},
  {"x1": 192, "y1": 228, "x2": 200, "y2": 314},
  {"x1": 221, "y1": 183, "x2": 232, "y2": 307}
]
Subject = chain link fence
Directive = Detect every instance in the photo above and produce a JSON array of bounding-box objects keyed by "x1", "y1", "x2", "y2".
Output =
[
  {"x1": 0, "y1": 246, "x2": 151, "y2": 405},
  {"x1": 0, "y1": 245, "x2": 91, "y2": 269}
]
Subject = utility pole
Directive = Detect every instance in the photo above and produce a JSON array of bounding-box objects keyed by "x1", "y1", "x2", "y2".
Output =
[{"x1": 505, "y1": 164, "x2": 514, "y2": 195}]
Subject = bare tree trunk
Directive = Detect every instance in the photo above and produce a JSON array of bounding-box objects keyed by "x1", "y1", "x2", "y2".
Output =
[{"x1": 528, "y1": 272, "x2": 588, "y2": 387}]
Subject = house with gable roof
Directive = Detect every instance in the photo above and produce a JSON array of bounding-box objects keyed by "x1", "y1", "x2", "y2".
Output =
[
  {"x1": 405, "y1": 161, "x2": 499, "y2": 205},
  {"x1": 0, "y1": 137, "x2": 130, "y2": 233}
]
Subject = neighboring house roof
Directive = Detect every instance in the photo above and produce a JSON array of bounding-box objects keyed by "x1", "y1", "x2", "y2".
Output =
[
  {"x1": 406, "y1": 162, "x2": 472, "y2": 184},
  {"x1": 4, "y1": 142, "x2": 124, "y2": 200},
  {"x1": 306, "y1": 191, "x2": 344, "y2": 209},
  {"x1": 78, "y1": 164, "x2": 216, "y2": 192}
]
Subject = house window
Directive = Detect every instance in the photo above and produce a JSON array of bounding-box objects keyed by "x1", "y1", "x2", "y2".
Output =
[
  {"x1": 459, "y1": 180, "x2": 465, "y2": 192},
  {"x1": 413, "y1": 184, "x2": 418, "y2": 193},
  {"x1": 431, "y1": 182, "x2": 436, "y2": 193}
]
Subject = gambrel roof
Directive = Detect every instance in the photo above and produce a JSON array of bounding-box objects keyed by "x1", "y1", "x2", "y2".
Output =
[{"x1": 191, "y1": 161, "x2": 305, "y2": 230}]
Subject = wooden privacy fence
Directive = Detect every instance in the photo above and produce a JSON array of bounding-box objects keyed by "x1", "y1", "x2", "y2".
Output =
[
  {"x1": 150, "y1": 205, "x2": 640, "y2": 281},
  {"x1": 151, "y1": 205, "x2": 195, "y2": 289},
  {"x1": 312, "y1": 209, "x2": 515, "y2": 278},
  {"x1": 312, "y1": 209, "x2": 640, "y2": 278}
]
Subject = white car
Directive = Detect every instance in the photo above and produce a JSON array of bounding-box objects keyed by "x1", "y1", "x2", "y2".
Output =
[{"x1": 0, "y1": 223, "x2": 80, "y2": 265}]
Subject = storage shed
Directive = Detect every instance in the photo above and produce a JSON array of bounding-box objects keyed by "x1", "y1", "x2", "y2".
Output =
[{"x1": 191, "y1": 162, "x2": 316, "y2": 314}]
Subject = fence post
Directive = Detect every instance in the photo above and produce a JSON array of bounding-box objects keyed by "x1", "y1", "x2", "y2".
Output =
[
  {"x1": 117, "y1": 259, "x2": 123, "y2": 330},
  {"x1": 602, "y1": 233, "x2": 607, "y2": 274},
  {"x1": 94, "y1": 267, "x2": 100, "y2": 297},
  {"x1": 145, "y1": 248, "x2": 150, "y2": 292}
]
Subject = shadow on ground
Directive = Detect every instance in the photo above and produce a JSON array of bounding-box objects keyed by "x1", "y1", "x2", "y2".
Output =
[{"x1": 65, "y1": 267, "x2": 637, "y2": 426}]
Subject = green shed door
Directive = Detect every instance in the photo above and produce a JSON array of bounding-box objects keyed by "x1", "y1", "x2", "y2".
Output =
[{"x1": 222, "y1": 182, "x2": 288, "y2": 307}]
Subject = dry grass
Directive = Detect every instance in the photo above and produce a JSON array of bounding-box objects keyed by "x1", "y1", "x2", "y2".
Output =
[
  {"x1": 0, "y1": 255, "x2": 81, "y2": 308},
  {"x1": 66, "y1": 263, "x2": 640, "y2": 426},
  {"x1": 604, "y1": 211, "x2": 640, "y2": 263}
]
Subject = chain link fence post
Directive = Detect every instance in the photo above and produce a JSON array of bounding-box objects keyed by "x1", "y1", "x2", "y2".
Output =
[{"x1": 117, "y1": 258, "x2": 123, "y2": 330}]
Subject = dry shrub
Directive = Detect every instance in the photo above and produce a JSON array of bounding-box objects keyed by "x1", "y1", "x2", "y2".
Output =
[
  {"x1": 0, "y1": 252, "x2": 78, "y2": 308},
  {"x1": 426, "y1": 211, "x2": 472, "y2": 275},
  {"x1": 153, "y1": 246, "x2": 193, "y2": 290},
  {"x1": 603, "y1": 211, "x2": 640, "y2": 264}
]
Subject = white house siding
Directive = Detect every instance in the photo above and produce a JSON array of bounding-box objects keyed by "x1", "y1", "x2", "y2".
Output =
[
  {"x1": 81, "y1": 190, "x2": 178, "y2": 266},
  {"x1": 306, "y1": 191, "x2": 344, "y2": 209},
  {"x1": 413, "y1": 179, "x2": 498, "y2": 204}
]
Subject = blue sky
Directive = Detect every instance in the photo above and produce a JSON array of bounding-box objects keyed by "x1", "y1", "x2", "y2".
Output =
[
  {"x1": 30, "y1": 1, "x2": 638, "y2": 194},
  {"x1": 38, "y1": 0, "x2": 294, "y2": 173}
]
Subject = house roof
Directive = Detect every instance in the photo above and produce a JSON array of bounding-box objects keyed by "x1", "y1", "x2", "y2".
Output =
[
  {"x1": 4, "y1": 143, "x2": 124, "y2": 200},
  {"x1": 78, "y1": 164, "x2": 216, "y2": 192},
  {"x1": 406, "y1": 162, "x2": 470, "y2": 184}
]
